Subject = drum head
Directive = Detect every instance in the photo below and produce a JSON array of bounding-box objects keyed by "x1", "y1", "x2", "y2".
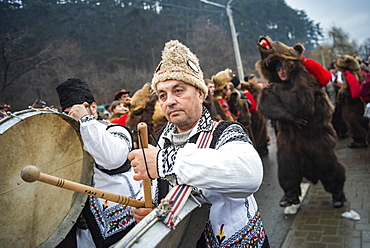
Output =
[{"x1": 0, "y1": 109, "x2": 93, "y2": 248}]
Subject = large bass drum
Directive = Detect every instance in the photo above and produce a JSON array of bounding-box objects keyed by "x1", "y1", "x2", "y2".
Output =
[{"x1": 0, "y1": 108, "x2": 93, "y2": 248}]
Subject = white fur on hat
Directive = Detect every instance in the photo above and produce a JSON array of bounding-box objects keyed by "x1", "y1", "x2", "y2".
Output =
[{"x1": 151, "y1": 40, "x2": 208, "y2": 98}]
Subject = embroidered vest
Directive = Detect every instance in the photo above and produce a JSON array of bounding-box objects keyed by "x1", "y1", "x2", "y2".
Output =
[{"x1": 154, "y1": 121, "x2": 266, "y2": 247}]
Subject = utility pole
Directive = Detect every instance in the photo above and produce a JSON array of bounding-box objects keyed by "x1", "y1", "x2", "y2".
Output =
[{"x1": 200, "y1": 0, "x2": 244, "y2": 80}]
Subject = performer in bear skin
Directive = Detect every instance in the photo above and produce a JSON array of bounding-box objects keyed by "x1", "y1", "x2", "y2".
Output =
[
  {"x1": 255, "y1": 36, "x2": 346, "y2": 208},
  {"x1": 240, "y1": 78, "x2": 270, "y2": 156},
  {"x1": 335, "y1": 55, "x2": 369, "y2": 148},
  {"x1": 210, "y1": 68, "x2": 235, "y2": 121}
]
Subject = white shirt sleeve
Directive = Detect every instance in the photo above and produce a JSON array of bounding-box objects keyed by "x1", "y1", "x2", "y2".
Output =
[
  {"x1": 167, "y1": 141, "x2": 263, "y2": 199},
  {"x1": 79, "y1": 116, "x2": 132, "y2": 169}
]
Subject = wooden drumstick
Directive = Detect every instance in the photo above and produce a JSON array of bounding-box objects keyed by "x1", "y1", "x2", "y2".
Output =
[
  {"x1": 20, "y1": 165, "x2": 146, "y2": 208},
  {"x1": 137, "y1": 122, "x2": 153, "y2": 208}
]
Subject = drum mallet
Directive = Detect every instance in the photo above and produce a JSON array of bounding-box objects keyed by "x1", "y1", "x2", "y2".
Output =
[
  {"x1": 137, "y1": 122, "x2": 154, "y2": 208},
  {"x1": 20, "y1": 165, "x2": 147, "y2": 208}
]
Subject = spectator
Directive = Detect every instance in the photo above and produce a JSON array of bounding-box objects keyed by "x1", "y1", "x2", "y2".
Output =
[
  {"x1": 0, "y1": 103, "x2": 9, "y2": 120},
  {"x1": 114, "y1": 89, "x2": 131, "y2": 102},
  {"x1": 109, "y1": 100, "x2": 129, "y2": 125}
]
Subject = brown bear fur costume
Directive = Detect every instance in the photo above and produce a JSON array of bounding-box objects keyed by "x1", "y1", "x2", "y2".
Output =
[
  {"x1": 255, "y1": 36, "x2": 346, "y2": 208},
  {"x1": 211, "y1": 69, "x2": 252, "y2": 139},
  {"x1": 126, "y1": 82, "x2": 167, "y2": 147},
  {"x1": 334, "y1": 55, "x2": 369, "y2": 148},
  {"x1": 211, "y1": 68, "x2": 236, "y2": 121},
  {"x1": 240, "y1": 81, "x2": 270, "y2": 155},
  {"x1": 228, "y1": 83, "x2": 251, "y2": 128}
]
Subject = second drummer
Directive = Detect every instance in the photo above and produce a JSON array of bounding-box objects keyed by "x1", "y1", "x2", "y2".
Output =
[{"x1": 56, "y1": 78, "x2": 141, "y2": 248}]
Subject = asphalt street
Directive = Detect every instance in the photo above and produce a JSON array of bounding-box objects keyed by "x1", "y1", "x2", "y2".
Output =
[{"x1": 253, "y1": 124, "x2": 297, "y2": 247}]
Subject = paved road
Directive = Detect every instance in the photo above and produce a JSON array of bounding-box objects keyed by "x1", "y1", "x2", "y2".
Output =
[{"x1": 253, "y1": 124, "x2": 296, "y2": 247}]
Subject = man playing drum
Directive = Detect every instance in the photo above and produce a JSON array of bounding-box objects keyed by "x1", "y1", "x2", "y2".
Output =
[
  {"x1": 128, "y1": 40, "x2": 270, "y2": 248},
  {"x1": 56, "y1": 78, "x2": 141, "y2": 248}
]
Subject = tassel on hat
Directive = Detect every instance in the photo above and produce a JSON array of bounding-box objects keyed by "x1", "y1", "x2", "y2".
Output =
[
  {"x1": 151, "y1": 40, "x2": 208, "y2": 98},
  {"x1": 56, "y1": 78, "x2": 95, "y2": 110}
]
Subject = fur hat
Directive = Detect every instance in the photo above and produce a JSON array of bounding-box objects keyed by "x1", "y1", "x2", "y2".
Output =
[
  {"x1": 56, "y1": 78, "x2": 95, "y2": 110},
  {"x1": 211, "y1": 68, "x2": 233, "y2": 92},
  {"x1": 151, "y1": 40, "x2": 207, "y2": 98},
  {"x1": 231, "y1": 76, "x2": 241, "y2": 88}
]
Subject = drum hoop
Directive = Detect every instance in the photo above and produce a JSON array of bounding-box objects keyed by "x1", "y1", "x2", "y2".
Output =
[{"x1": 0, "y1": 108, "x2": 77, "y2": 135}]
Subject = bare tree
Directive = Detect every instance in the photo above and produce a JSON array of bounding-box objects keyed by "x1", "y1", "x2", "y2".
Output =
[
  {"x1": 309, "y1": 26, "x2": 359, "y2": 67},
  {"x1": 0, "y1": 31, "x2": 58, "y2": 93},
  {"x1": 192, "y1": 16, "x2": 235, "y2": 79},
  {"x1": 359, "y1": 38, "x2": 370, "y2": 62},
  {"x1": 328, "y1": 26, "x2": 357, "y2": 56}
]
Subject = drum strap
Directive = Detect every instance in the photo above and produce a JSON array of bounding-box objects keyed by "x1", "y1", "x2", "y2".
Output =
[
  {"x1": 95, "y1": 160, "x2": 131, "y2": 175},
  {"x1": 195, "y1": 121, "x2": 219, "y2": 148},
  {"x1": 95, "y1": 124, "x2": 134, "y2": 175},
  {"x1": 160, "y1": 184, "x2": 193, "y2": 229},
  {"x1": 159, "y1": 121, "x2": 220, "y2": 229}
]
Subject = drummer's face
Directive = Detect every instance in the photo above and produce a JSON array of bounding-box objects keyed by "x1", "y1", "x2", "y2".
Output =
[
  {"x1": 157, "y1": 80, "x2": 204, "y2": 133},
  {"x1": 63, "y1": 103, "x2": 96, "y2": 116}
]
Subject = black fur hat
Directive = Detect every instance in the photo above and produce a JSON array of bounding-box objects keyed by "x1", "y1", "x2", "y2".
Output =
[
  {"x1": 231, "y1": 76, "x2": 241, "y2": 88},
  {"x1": 56, "y1": 78, "x2": 95, "y2": 110}
]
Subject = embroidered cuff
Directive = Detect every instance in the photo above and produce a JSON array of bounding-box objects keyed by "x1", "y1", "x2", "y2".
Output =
[
  {"x1": 157, "y1": 146, "x2": 179, "y2": 185},
  {"x1": 79, "y1": 115, "x2": 95, "y2": 123}
]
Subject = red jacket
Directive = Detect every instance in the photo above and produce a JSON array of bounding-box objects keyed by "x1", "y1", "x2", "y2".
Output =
[
  {"x1": 243, "y1": 89, "x2": 257, "y2": 113},
  {"x1": 110, "y1": 113, "x2": 128, "y2": 126}
]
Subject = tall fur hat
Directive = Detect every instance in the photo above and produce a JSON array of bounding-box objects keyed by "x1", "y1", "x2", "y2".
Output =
[
  {"x1": 151, "y1": 40, "x2": 207, "y2": 98},
  {"x1": 56, "y1": 78, "x2": 95, "y2": 110},
  {"x1": 211, "y1": 68, "x2": 233, "y2": 92}
]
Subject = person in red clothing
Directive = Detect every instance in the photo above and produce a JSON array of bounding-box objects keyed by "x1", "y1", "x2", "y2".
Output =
[
  {"x1": 210, "y1": 69, "x2": 234, "y2": 121},
  {"x1": 240, "y1": 76, "x2": 270, "y2": 156},
  {"x1": 335, "y1": 55, "x2": 369, "y2": 148},
  {"x1": 231, "y1": 76, "x2": 256, "y2": 113},
  {"x1": 109, "y1": 100, "x2": 129, "y2": 125}
]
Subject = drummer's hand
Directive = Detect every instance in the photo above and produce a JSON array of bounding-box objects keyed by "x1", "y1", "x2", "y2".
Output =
[
  {"x1": 68, "y1": 104, "x2": 90, "y2": 121},
  {"x1": 132, "y1": 207, "x2": 154, "y2": 223},
  {"x1": 128, "y1": 145, "x2": 160, "y2": 181}
]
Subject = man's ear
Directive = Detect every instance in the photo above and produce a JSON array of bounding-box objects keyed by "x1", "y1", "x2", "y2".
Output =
[
  {"x1": 90, "y1": 102, "x2": 98, "y2": 113},
  {"x1": 199, "y1": 89, "x2": 205, "y2": 101}
]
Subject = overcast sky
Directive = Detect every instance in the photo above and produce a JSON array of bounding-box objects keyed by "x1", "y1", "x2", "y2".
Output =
[{"x1": 285, "y1": 0, "x2": 370, "y2": 45}]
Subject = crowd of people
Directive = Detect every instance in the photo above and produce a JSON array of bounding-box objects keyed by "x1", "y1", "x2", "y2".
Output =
[{"x1": 1, "y1": 38, "x2": 370, "y2": 248}]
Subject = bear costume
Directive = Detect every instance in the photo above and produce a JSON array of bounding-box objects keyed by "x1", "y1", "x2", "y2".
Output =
[
  {"x1": 211, "y1": 68, "x2": 237, "y2": 121},
  {"x1": 211, "y1": 69, "x2": 252, "y2": 128},
  {"x1": 335, "y1": 55, "x2": 369, "y2": 148},
  {"x1": 255, "y1": 36, "x2": 346, "y2": 208},
  {"x1": 240, "y1": 80, "x2": 270, "y2": 156}
]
